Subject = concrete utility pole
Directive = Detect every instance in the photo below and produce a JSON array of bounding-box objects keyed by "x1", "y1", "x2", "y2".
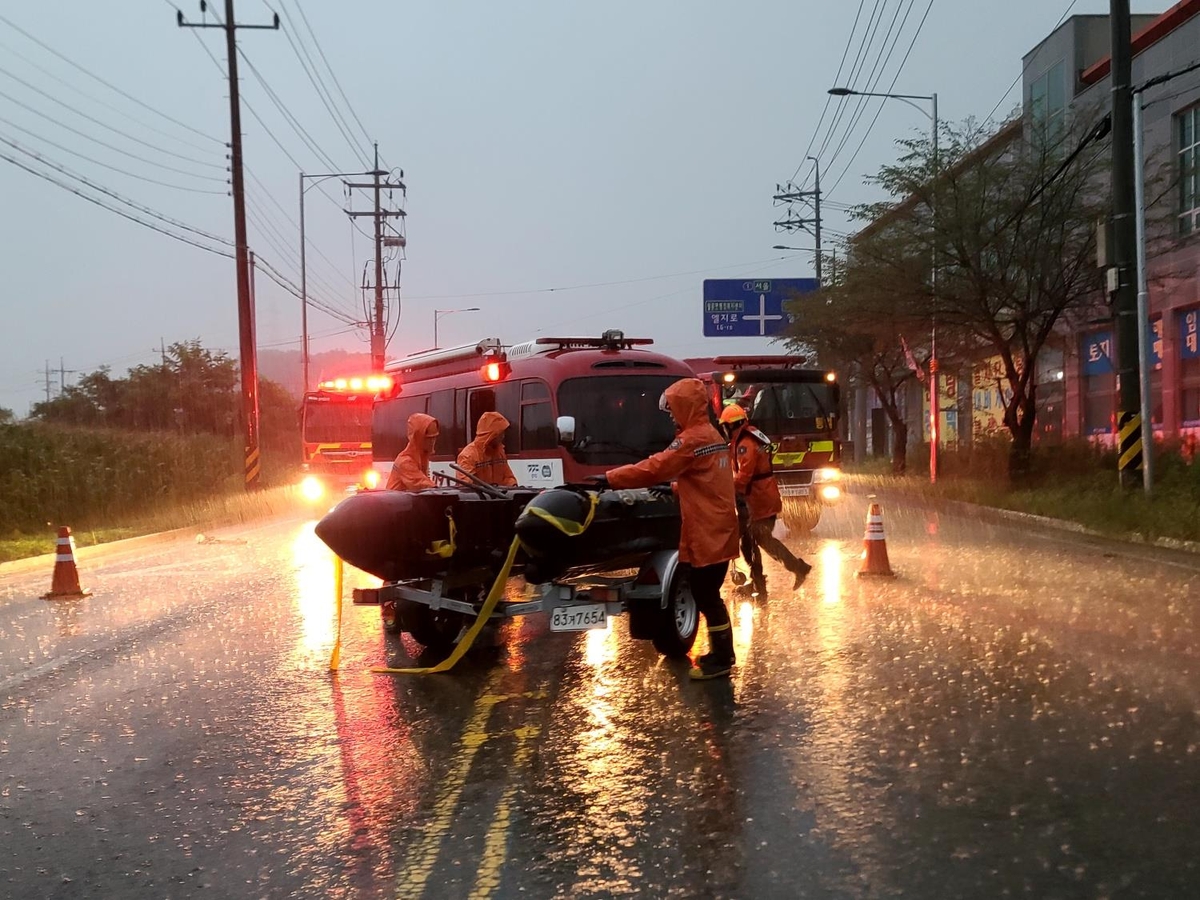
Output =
[
  {"x1": 58, "y1": 357, "x2": 77, "y2": 393},
  {"x1": 344, "y1": 143, "x2": 406, "y2": 372},
  {"x1": 44, "y1": 360, "x2": 52, "y2": 403},
  {"x1": 773, "y1": 168, "x2": 823, "y2": 285},
  {"x1": 1109, "y1": 0, "x2": 1143, "y2": 485},
  {"x1": 178, "y1": 0, "x2": 278, "y2": 490}
]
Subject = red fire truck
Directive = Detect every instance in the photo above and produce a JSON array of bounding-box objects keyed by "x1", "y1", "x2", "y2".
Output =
[
  {"x1": 687, "y1": 355, "x2": 843, "y2": 532},
  {"x1": 373, "y1": 330, "x2": 697, "y2": 487},
  {"x1": 299, "y1": 375, "x2": 393, "y2": 503}
]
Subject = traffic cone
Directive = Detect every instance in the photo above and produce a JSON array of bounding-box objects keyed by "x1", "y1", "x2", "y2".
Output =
[
  {"x1": 43, "y1": 526, "x2": 91, "y2": 599},
  {"x1": 857, "y1": 501, "x2": 896, "y2": 578}
]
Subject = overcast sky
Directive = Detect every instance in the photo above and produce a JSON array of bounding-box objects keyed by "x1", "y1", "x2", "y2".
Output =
[{"x1": 0, "y1": 1, "x2": 1166, "y2": 415}]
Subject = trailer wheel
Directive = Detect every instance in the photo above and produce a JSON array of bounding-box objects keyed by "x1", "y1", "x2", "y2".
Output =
[
  {"x1": 650, "y1": 574, "x2": 699, "y2": 658},
  {"x1": 398, "y1": 600, "x2": 466, "y2": 652}
]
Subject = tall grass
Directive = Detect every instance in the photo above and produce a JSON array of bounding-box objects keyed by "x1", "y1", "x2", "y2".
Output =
[{"x1": 0, "y1": 422, "x2": 296, "y2": 536}]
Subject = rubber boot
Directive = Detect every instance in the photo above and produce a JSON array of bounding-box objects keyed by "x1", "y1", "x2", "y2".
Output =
[
  {"x1": 751, "y1": 575, "x2": 768, "y2": 597},
  {"x1": 690, "y1": 623, "x2": 736, "y2": 680},
  {"x1": 790, "y1": 560, "x2": 813, "y2": 590}
]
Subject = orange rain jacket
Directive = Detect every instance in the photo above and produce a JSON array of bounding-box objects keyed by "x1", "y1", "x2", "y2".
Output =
[
  {"x1": 386, "y1": 413, "x2": 438, "y2": 491},
  {"x1": 729, "y1": 422, "x2": 783, "y2": 523},
  {"x1": 606, "y1": 378, "x2": 739, "y2": 568},
  {"x1": 456, "y1": 411, "x2": 518, "y2": 487}
]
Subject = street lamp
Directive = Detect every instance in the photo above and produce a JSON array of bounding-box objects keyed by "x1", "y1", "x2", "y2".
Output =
[
  {"x1": 299, "y1": 169, "x2": 370, "y2": 392},
  {"x1": 433, "y1": 307, "x2": 480, "y2": 349},
  {"x1": 829, "y1": 85, "x2": 939, "y2": 483}
]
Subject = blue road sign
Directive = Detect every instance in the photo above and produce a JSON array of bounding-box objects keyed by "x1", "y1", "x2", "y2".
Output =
[{"x1": 702, "y1": 278, "x2": 818, "y2": 337}]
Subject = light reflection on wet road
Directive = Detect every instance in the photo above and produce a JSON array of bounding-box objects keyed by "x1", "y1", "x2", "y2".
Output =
[{"x1": 2, "y1": 489, "x2": 1199, "y2": 898}]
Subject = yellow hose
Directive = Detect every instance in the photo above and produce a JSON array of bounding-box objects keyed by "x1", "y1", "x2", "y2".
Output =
[
  {"x1": 329, "y1": 555, "x2": 344, "y2": 672},
  {"x1": 371, "y1": 535, "x2": 522, "y2": 676}
]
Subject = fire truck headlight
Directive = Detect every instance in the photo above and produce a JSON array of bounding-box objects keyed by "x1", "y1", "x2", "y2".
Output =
[
  {"x1": 363, "y1": 469, "x2": 381, "y2": 489},
  {"x1": 820, "y1": 485, "x2": 842, "y2": 502},
  {"x1": 300, "y1": 475, "x2": 325, "y2": 502},
  {"x1": 812, "y1": 467, "x2": 840, "y2": 484}
]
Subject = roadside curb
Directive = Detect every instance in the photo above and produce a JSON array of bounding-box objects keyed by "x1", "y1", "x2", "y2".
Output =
[{"x1": 852, "y1": 480, "x2": 1200, "y2": 557}]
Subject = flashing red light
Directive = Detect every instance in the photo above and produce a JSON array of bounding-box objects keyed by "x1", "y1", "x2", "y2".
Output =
[
  {"x1": 317, "y1": 375, "x2": 394, "y2": 394},
  {"x1": 481, "y1": 359, "x2": 511, "y2": 382}
]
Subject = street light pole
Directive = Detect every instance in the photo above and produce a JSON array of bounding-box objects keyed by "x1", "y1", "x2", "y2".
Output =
[
  {"x1": 433, "y1": 307, "x2": 481, "y2": 349},
  {"x1": 299, "y1": 169, "x2": 371, "y2": 392},
  {"x1": 829, "y1": 85, "x2": 939, "y2": 483}
]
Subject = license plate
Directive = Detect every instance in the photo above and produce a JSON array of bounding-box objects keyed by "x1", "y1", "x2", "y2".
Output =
[
  {"x1": 780, "y1": 484, "x2": 811, "y2": 497},
  {"x1": 550, "y1": 603, "x2": 608, "y2": 632}
]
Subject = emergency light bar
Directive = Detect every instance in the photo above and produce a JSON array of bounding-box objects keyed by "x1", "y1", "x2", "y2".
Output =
[
  {"x1": 508, "y1": 329, "x2": 653, "y2": 359},
  {"x1": 710, "y1": 355, "x2": 808, "y2": 368},
  {"x1": 317, "y1": 375, "x2": 393, "y2": 393}
]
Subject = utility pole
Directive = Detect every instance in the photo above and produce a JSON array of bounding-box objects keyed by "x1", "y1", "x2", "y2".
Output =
[
  {"x1": 344, "y1": 143, "x2": 406, "y2": 372},
  {"x1": 178, "y1": 0, "x2": 278, "y2": 490},
  {"x1": 58, "y1": 357, "x2": 77, "y2": 393},
  {"x1": 1109, "y1": 0, "x2": 1142, "y2": 485},
  {"x1": 44, "y1": 360, "x2": 52, "y2": 403},
  {"x1": 773, "y1": 162, "x2": 823, "y2": 285}
]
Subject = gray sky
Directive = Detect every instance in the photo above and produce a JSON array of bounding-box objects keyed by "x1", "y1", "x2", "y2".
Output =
[{"x1": 0, "y1": 1, "x2": 1165, "y2": 415}]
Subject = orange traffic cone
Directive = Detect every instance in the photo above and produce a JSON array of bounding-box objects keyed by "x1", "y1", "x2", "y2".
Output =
[
  {"x1": 857, "y1": 500, "x2": 896, "y2": 578},
  {"x1": 43, "y1": 526, "x2": 92, "y2": 599}
]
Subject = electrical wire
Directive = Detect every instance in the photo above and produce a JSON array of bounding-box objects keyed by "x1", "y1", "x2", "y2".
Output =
[
  {"x1": 825, "y1": 0, "x2": 936, "y2": 197},
  {"x1": 275, "y1": 1, "x2": 370, "y2": 168},
  {"x1": 0, "y1": 64, "x2": 226, "y2": 169},
  {"x1": 984, "y1": 0, "x2": 1079, "y2": 124},
  {"x1": 290, "y1": 0, "x2": 375, "y2": 152},
  {"x1": 0, "y1": 149, "x2": 233, "y2": 257},
  {"x1": 0, "y1": 9, "x2": 223, "y2": 145},
  {"x1": 0, "y1": 134, "x2": 233, "y2": 245},
  {"x1": 0, "y1": 115, "x2": 228, "y2": 194},
  {"x1": 815, "y1": 0, "x2": 889, "y2": 162},
  {"x1": 0, "y1": 87, "x2": 229, "y2": 182},
  {"x1": 788, "y1": 0, "x2": 867, "y2": 185},
  {"x1": 237, "y1": 50, "x2": 341, "y2": 173}
]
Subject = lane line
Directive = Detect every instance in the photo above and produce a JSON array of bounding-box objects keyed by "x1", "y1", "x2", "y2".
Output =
[{"x1": 467, "y1": 724, "x2": 541, "y2": 900}]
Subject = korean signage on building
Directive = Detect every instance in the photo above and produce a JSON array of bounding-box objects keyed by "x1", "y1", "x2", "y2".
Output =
[
  {"x1": 1082, "y1": 331, "x2": 1114, "y2": 376},
  {"x1": 1183, "y1": 309, "x2": 1200, "y2": 360},
  {"x1": 921, "y1": 373, "x2": 959, "y2": 444},
  {"x1": 972, "y1": 355, "x2": 1013, "y2": 441}
]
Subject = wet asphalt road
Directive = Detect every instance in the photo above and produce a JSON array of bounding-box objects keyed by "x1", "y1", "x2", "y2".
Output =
[{"x1": 2, "y1": 489, "x2": 1200, "y2": 899}]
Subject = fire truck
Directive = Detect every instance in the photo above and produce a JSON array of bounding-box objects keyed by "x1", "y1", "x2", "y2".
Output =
[
  {"x1": 299, "y1": 375, "x2": 393, "y2": 503},
  {"x1": 687, "y1": 355, "x2": 843, "y2": 532},
  {"x1": 373, "y1": 330, "x2": 696, "y2": 488}
]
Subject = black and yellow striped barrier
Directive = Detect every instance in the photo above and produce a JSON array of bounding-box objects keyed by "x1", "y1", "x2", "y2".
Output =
[
  {"x1": 245, "y1": 444, "x2": 261, "y2": 488},
  {"x1": 1118, "y1": 410, "x2": 1143, "y2": 474}
]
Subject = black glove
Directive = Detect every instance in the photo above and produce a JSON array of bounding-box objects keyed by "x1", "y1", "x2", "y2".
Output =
[
  {"x1": 584, "y1": 474, "x2": 610, "y2": 490},
  {"x1": 647, "y1": 483, "x2": 673, "y2": 500}
]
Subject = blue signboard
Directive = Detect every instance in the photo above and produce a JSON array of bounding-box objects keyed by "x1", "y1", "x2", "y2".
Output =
[
  {"x1": 1183, "y1": 309, "x2": 1200, "y2": 360},
  {"x1": 1082, "y1": 331, "x2": 1114, "y2": 376},
  {"x1": 702, "y1": 278, "x2": 819, "y2": 337}
]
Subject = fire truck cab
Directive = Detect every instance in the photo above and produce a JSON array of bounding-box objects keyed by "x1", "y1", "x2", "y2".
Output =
[
  {"x1": 688, "y1": 355, "x2": 843, "y2": 532},
  {"x1": 299, "y1": 375, "x2": 393, "y2": 503},
  {"x1": 373, "y1": 330, "x2": 697, "y2": 487}
]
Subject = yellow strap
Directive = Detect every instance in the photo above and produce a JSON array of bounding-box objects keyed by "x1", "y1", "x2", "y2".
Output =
[
  {"x1": 707, "y1": 622, "x2": 731, "y2": 633},
  {"x1": 329, "y1": 555, "x2": 344, "y2": 672},
  {"x1": 426, "y1": 511, "x2": 457, "y2": 559},
  {"x1": 523, "y1": 491, "x2": 598, "y2": 538},
  {"x1": 371, "y1": 535, "x2": 522, "y2": 676}
]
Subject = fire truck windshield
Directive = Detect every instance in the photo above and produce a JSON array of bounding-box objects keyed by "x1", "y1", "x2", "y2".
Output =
[
  {"x1": 558, "y1": 375, "x2": 682, "y2": 465},
  {"x1": 723, "y1": 382, "x2": 838, "y2": 434},
  {"x1": 303, "y1": 400, "x2": 373, "y2": 443}
]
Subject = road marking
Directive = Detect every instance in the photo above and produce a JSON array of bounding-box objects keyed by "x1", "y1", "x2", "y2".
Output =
[
  {"x1": 467, "y1": 724, "x2": 541, "y2": 900},
  {"x1": 394, "y1": 672, "x2": 522, "y2": 899}
]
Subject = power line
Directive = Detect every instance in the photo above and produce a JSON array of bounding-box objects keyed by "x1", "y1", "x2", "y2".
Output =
[
  {"x1": 815, "y1": 0, "x2": 889, "y2": 162},
  {"x1": 0, "y1": 115, "x2": 228, "y2": 195},
  {"x1": 0, "y1": 134, "x2": 234, "y2": 245},
  {"x1": 0, "y1": 37, "x2": 223, "y2": 157},
  {"x1": 237, "y1": 49, "x2": 340, "y2": 172},
  {"x1": 0, "y1": 149, "x2": 234, "y2": 257},
  {"x1": 0, "y1": 87, "x2": 229, "y2": 182},
  {"x1": 290, "y1": 0, "x2": 375, "y2": 152},
  {"x1": 789, "y1": 0, "x2": 867, "y2": 185},
  {"x1": 0, "y1": 9, "x2": 224, "y2": 145},
  {"x1": 275, "y1": 1, "x2": 369, "y2": 168},
  {"x1": 825, "y1": 0, "x2": 936, "y2": 197},
  {"x1": 0, "y1": 64, "x2": 226, "y2": 169},
  {"x1": 823, "y1": 0, "x2": 917, "y2": 174}
]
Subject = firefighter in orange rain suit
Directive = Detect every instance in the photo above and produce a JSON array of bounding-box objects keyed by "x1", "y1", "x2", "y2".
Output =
[
  {"x1": 600, "y1": 378, "x2": 741, "y2": 680},
  {"x1": 457, "y1": 411, "x2": 518, "y2": 487},
  {"x1": 386, "y1": 413, "x2": 440, "y2": 491},
  {"x1": 719, "y1": 404, "x2": 811, "y2": 596}
]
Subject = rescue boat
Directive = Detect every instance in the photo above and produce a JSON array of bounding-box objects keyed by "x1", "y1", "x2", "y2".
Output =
[{"x1": 313, "y1": 487, "x2": 540, "y2": 582}]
